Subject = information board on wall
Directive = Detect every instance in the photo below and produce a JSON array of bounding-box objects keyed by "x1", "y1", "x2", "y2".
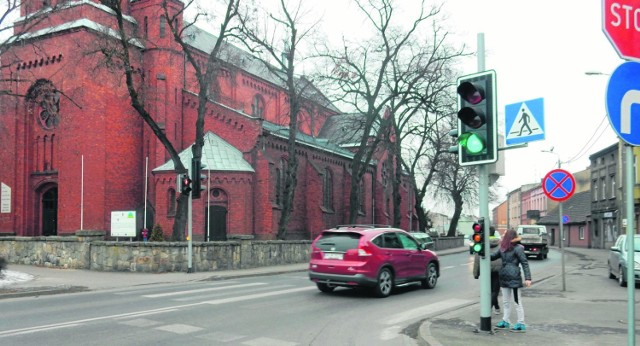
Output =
[
  {"x1": 1, "y1": 183, "x2": 11, "y2": 213},
  {"x1": 110, "y1": 211, "x2": 136, "y2": 237}
]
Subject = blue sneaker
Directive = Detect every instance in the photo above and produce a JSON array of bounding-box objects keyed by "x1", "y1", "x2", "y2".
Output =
[
  {"x1": 511, "y1": 323, "x2": 526, "y2": 333},
  {"x1": 495, "y1": 320, "x2": 510, "y2": 329}
]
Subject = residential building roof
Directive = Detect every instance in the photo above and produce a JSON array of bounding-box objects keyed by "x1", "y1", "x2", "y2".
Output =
[{"x1": 537, "y1": 190, "x2": 591, "y2": 225}]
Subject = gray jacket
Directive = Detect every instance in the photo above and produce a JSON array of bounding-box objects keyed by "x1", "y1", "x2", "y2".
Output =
[
  {"x1": 490, "y1": 244, "x2": 531, "y2": 288},
  {"x1": 473, "y1": 237, "x2": 501, "y2": 279}
]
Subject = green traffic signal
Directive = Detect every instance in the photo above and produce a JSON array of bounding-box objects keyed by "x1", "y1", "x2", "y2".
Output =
[
  {"x1": 455, "y1": 70, "x2": 497, "y2": 166},
  {"x1": 458, "y1": 132, "x2": 486, "y2": 155}
]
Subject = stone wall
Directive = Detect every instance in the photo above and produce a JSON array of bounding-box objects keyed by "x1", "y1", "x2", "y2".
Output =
[
  {"x1": 0, "y1": 237, "x2": 311, "y2": 273},
  {"x1": 0, "y1": 236, "x2": 464, "y2": 273}
]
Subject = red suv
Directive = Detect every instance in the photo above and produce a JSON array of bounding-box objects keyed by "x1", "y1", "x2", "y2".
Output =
[{"x1": 308, "y1": 225, "x2": 439, "y2": 298}]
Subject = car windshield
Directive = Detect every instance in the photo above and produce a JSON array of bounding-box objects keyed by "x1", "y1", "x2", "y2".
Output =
[
  {"x1": 522, "y1": 228, "x2": 540, "y2": 234},
  {"x1": 315, "y1": 232, "x2": 361, "y2": 251},
  {"x1": 635, "y1": 237, "x2": 640, "y2": 251}
]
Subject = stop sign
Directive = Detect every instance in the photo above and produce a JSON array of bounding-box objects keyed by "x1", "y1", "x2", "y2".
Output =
[{"x1": 603, "y1": 0, "x2": 640, "y2": 61}]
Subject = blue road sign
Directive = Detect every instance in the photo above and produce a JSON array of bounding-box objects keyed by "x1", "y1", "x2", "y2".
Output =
[
  {"x1": 505, "y1": 98, "x2": 545, "y2": 146},
  {"x1": 606, "y1": 62, "x2": 640, "y2": 146},
  {"x1": 562, "y1": 215, "x2": 570, "y2": 224},
  {"x1": 542, "y1": 169, "x2": 575, "y2": 202}
]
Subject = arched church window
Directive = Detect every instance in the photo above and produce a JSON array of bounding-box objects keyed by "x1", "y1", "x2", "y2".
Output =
[
  {"x1": 323, "y1": 168, "x2": 333, "y2": 210},
  {"x1": 251, "y1": 94, "x2": 264, "y2": 117},
  {"x1": 167, "y1": 188, "x2": 176, "y2": 216}
]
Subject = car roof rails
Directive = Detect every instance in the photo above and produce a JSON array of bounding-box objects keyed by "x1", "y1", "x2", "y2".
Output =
[{"x1": 335, "y1": 224, "x2": 392, "y2": 229}]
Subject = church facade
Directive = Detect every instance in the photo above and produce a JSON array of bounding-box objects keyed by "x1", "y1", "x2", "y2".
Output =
[{"x1": 0, "y1": 0, "x2": 415, "y2": 240}]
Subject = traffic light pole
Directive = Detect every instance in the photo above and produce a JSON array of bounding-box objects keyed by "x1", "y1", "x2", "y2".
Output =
[{"x1": 476, "y1": 33, "x2": 492, "y2": 333}]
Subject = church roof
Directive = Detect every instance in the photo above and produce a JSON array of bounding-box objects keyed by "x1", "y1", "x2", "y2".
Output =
[
  {"x1": 262, "y1": 121, "x2": 361, "y2": 161},
  {"x1": 183, "y1": 25, "x2": 340, "y2": 114},
  {"x1": 153, "y1": 132, "x2": 254, "y2": 173}
]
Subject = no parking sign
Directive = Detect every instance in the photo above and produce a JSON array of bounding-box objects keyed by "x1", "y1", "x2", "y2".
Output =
[{"x1": 542, "y1": 169, "x2": 575, "y2": 202}]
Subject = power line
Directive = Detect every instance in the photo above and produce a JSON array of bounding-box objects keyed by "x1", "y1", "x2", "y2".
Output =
[{"x1": 565, "y1": 115, "x2": 608, "y2": 165}]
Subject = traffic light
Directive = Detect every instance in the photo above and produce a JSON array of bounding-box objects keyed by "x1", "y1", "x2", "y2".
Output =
[
  {"x1": 180, "y1": 174, "x2": 192, "y2": 195},
  {"x1": 455, "y1": 70, "x2": 498, "y2": 166},
  {"x1": 191, "y1": 157, "x2": 207, "y2": 199},
  {"x1": 471, "y1": 219, "x2": 485, "y2": 256}
]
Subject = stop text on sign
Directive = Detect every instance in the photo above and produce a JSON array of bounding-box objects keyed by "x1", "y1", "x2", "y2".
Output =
[{"x1": 609, "y1": 2, "x2": 640, "y2": 30}]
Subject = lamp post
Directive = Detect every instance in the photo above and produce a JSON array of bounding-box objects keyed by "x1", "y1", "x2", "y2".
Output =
[{"x1": 541, "y1": 148, "x2": 566, "y2": 291}]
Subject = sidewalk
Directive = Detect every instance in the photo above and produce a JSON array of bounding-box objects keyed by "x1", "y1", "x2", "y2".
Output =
[{"x1": 419, "y1": 247, "x2": 638, "y2": 346}]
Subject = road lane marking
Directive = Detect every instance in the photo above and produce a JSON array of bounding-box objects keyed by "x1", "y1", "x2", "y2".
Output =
[
  {"x1": 0, "y1": 286, "x2": 316, "y2": 337},
  {"x1": 143, "y1": 283, "x2": 267, "y2": 298},
  {"x1": 203, "y1": 286, "x2": 315, "y2": 305},
  {"x1": 383, "y1": 298, "x2": 473, "y2": 325}
]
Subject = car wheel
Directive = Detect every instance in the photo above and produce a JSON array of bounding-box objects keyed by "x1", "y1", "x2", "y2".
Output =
[
  {"x1": 619, "y1": 266, "x2": 627, "y2": 287},
  {"x1": 421, "y1": 263, "x2": 438, "y2": 289},
  {"x1": 543, "y1": 254, "x2": 548, "y2": 259},
  {"x1": 373, "y1": 268, "x2": 393, "y2": 298},
  {"x1": 316, "y1": 283, "x2": 335, "y2": 293}
]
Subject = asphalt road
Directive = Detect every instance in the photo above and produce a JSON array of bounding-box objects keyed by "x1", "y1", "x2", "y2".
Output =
[{"x1": 0, "y1": 250, "x2": 563, "y2": 345}]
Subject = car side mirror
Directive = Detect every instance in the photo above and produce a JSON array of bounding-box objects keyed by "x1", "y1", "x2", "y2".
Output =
[
  {"x1": 419, "y1": 243, "x2": 428, "y2": 251},
  {"x1": 611, "y1": 246, "x2": 620, "y2": 252}
]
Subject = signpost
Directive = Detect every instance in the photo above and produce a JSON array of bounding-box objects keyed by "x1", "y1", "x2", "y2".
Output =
[
  {"x1": 602, "y1": 2, "x2": 637, "y2": 345},
  {"x1": 542, "y1": 168, "x2": 575, "y2": 292}
]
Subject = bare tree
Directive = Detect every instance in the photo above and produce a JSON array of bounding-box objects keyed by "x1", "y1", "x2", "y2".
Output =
[
  {"x1": 98, "y1": 0, "x2": 239, "y2": 240},
  {"x1": 315, "y1": 0, "x2": 441, "y2": 223},
  {"x1": 382, "y1": 23, "x2": 468, "y2": 228},
  {"x1": 236, "y1": 0, "x2": 319, "y2": 239}
]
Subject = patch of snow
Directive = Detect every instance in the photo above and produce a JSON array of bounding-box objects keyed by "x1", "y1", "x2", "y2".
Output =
[{"x1": 0, "y1": 270, "x2": 34, "y2": 288}]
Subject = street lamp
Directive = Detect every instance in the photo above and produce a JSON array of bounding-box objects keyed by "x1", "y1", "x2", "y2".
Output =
[{"x1": 541, "y1": 147, "x2": 562, "y2": 168}]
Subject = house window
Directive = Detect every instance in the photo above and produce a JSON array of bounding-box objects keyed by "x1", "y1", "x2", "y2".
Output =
[
  {"x1": 144, "y1": 17, "x2": 148, "y2": 39},
  {"x1": 323, "y1": 168, "x2": 333, "y2": 210},
  {"x1": 593, "y1": 180, "x2": 598, "y2": 201},
  {"x1": 251, "y1": 94, "x2": 264, "y2": 117},
  {"x1": 611, "y1": 175, "x2": 616, "y2": 198},
  {"x1": 167, "y1": 188, "x2": 176, "y2": 216},
  {"x1": 160, "y1": 16, "x2": 166, "y2": 38},
  {"x1": 601, "y1": 178, "x2": 606, "y2": 200},
  {"x1": 579, "y1": 226, "x2": 585, "y2": 240}
]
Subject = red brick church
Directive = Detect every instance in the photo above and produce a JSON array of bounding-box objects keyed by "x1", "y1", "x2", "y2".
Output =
[{"x1": 0, "y1": 0, "x2": 415, "y2": 240}]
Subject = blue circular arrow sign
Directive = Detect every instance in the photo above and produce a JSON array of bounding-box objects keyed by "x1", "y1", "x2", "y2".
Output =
[
  {"x1": 562, "y1": 215, "x2": 570, "y2": 224},
  {"x1": 542, "y1": 169, "x2": 575, "y2": 202},
  {"x1": 606, "y1": 62, "x2": 640, "y2": 146}
]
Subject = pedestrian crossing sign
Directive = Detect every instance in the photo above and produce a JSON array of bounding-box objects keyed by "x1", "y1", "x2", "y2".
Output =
[{"x1": 505, "y1": 98, "x2": 545, "y2": 146}]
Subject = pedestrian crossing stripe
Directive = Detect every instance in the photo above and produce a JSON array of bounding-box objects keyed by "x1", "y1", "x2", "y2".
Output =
[{"x1": 505, "y1": 98, "x2": 545, "y2": 146}]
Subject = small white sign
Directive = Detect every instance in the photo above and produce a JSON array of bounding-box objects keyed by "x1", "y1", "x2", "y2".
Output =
[
  {"x1": 1, "y1": 183, "x2": 11, "y2": 213},
  {"x1": 110, "y1": 211, "x2": 137, "y2": 237}
]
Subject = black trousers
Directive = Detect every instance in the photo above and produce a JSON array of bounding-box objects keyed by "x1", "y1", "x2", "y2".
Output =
[{"x1": 491, "y1": 271, "x2": 500, "y2": 309}]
